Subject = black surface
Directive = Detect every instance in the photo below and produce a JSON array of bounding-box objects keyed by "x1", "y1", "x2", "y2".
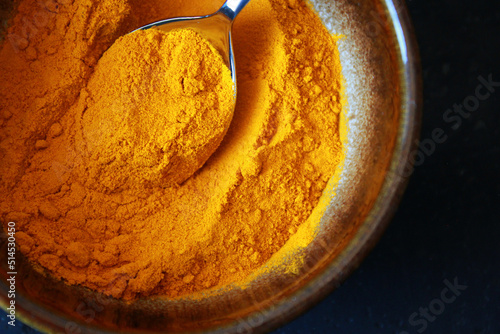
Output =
[{"x1": 2, "y1": 0, "x2": 500, "y2": 333}]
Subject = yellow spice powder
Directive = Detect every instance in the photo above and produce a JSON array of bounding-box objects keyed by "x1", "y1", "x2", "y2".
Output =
[
  {"x1": 0, "y1": 0, "x2": 345, "y2": 300},
  {"x1": 82, "y1": 28, "x2": 234, "y2": 192}
]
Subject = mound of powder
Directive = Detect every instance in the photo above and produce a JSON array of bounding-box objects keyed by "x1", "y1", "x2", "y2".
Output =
[{"x1": 82, "y1": 28, "x2": 234, "y2": 192}]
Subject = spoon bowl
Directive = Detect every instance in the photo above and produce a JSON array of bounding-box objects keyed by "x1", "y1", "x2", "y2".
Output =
[{"x1": 132, "y1": 0, "x2": 252, "y2": 87}]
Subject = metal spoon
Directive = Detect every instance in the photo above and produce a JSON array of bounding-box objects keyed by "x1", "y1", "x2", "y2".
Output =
[{"x1": 133, "y1": 0, "x2": 251, "y2": 92}]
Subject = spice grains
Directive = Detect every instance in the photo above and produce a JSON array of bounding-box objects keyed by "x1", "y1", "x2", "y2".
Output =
[{"x1": 0, "y1": 0, "x2": 344, "y2": 299}]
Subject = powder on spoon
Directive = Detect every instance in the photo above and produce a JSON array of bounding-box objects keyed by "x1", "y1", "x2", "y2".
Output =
[{"x1": 82, "y1": 28, "x2": 234, "y2": 192}]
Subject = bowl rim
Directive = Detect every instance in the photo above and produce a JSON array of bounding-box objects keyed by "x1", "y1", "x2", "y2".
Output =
[{"x1": 215, "y1": 0, "x2": 422, "y2": 332}]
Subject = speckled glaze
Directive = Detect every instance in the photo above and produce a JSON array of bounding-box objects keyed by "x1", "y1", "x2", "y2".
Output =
[{"x1": 0, "y1": 0, "x2": 420, "y2": 332}]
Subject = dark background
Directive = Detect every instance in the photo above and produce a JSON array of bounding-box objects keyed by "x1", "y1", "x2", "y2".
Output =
[{"x1": 2, "y1": 0, "x2": 499, "y2": 333}]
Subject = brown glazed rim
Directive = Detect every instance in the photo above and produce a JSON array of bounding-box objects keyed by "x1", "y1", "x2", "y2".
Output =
[
  {"x1": 218, "y1": 0, "x2": 422, "y2": 332},
  {"x1": 2, "y1": 0, "x2": 421, "y2": 332}
]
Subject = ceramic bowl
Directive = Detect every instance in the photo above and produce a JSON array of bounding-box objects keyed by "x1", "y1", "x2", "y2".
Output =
[{"x1": 0, "y1": 0, "x2": 420, "y2": 332}]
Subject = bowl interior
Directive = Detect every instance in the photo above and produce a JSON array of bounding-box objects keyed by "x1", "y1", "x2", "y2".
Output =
[{"x1": 0, "y1": 0, "x2": 419, "y2": 332}]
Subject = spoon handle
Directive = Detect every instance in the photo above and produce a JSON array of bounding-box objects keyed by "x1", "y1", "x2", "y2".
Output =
[{"x1": 218, "y1": 0, "x2": 251, "y2": 21}]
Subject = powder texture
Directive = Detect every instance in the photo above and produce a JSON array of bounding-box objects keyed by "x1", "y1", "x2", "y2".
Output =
[
  {"x1": 0, "y1": 0, "x2": 344, "y2": 300},
  {"x1": 82, "y1": 28, "x2": 234, "y2": 192}
]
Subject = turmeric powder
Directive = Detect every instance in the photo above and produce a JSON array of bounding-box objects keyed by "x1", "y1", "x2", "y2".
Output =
[
  {"x1": 82, "y1": 28, "x2": 234, "y2": 191},
  {"x1": 0, "y1": 0, "x2": 345, "y2": 300}
]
